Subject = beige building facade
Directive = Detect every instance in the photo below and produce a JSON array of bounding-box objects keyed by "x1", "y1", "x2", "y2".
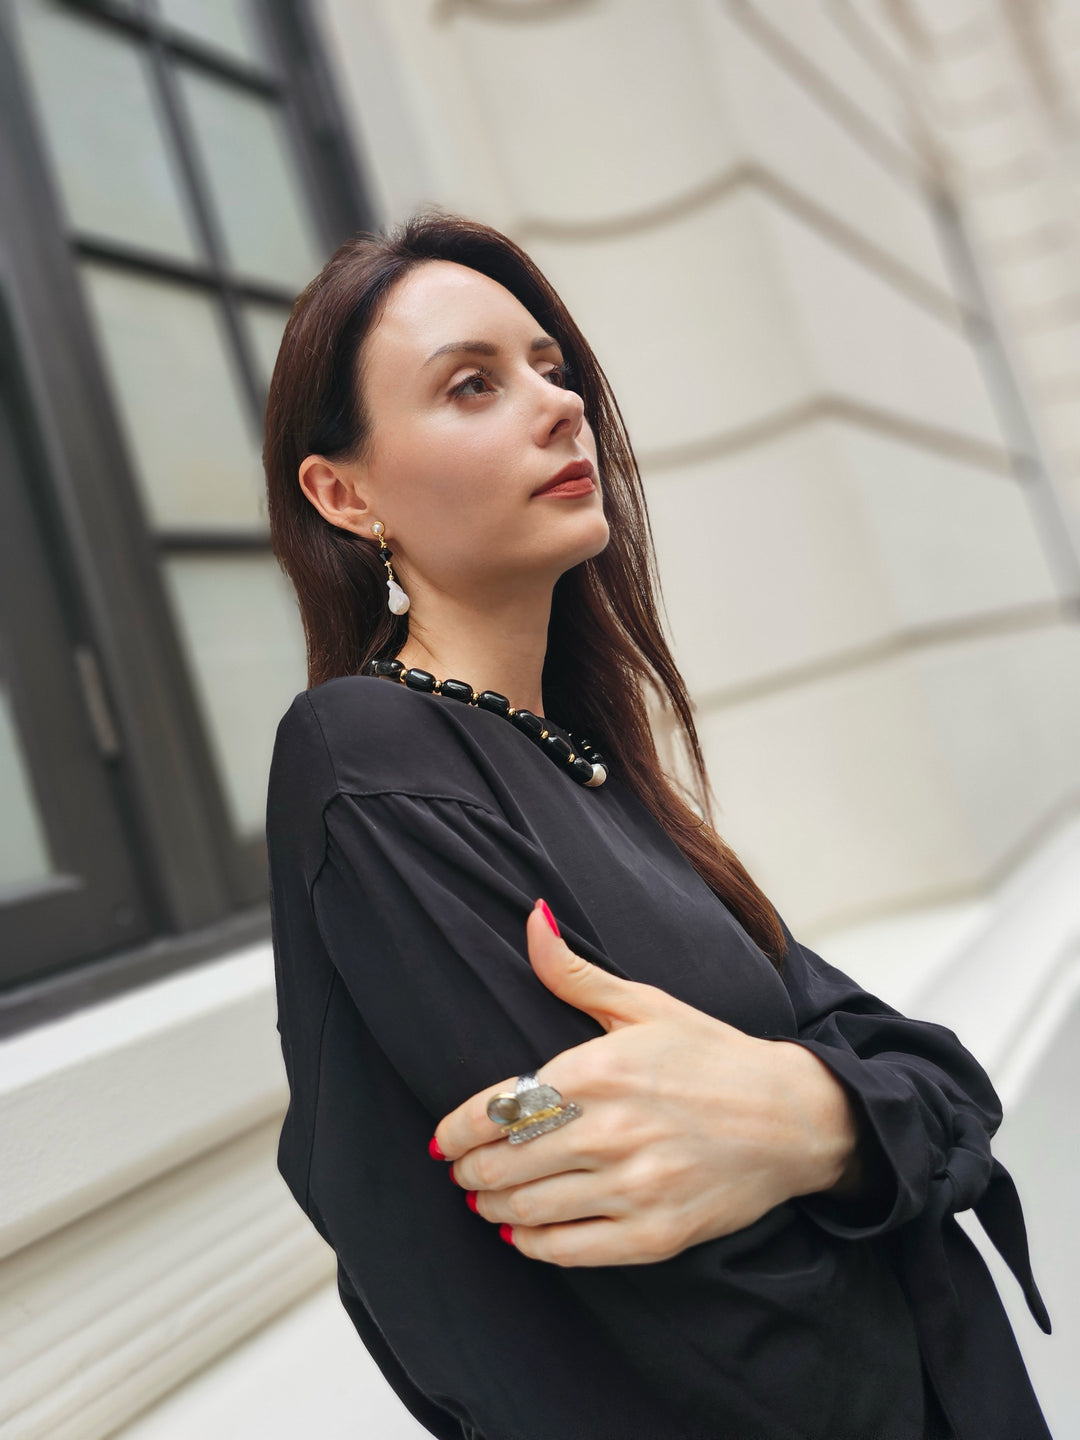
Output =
[{"x1": 326, "y1": 0, "x2": 1080, "y2": 941}]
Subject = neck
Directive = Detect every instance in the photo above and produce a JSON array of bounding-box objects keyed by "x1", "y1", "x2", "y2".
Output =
[{"x1": 391, "y1": 579, "x2": 554, "y2": 719}]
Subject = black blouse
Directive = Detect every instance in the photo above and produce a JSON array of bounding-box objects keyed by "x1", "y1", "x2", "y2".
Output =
[{"x1": 266, "y1": 674, "x2": 1053, "y2": 1440}]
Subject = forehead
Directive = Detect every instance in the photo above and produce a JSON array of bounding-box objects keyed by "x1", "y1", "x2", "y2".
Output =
[{"x1": 372, "y1": 259, "x2": 542, "y2": 355}]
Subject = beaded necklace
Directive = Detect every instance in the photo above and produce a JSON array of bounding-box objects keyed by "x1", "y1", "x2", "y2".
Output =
[{"x1": 361, "y1": 657, "x2": 608, "y2": 787}]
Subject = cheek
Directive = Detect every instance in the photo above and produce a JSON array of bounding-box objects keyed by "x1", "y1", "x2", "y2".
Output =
[
  {"x1": 395, "y1": 418, "x2": 521, "y2": 509},
  {"x1": 377, "y1": 437, "x2": 519, "y2": 562}
]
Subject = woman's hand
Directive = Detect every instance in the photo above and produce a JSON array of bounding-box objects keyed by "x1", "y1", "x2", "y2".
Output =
[{"x1": 431, "y1": 899, "x2": 871, "y2": 1267}]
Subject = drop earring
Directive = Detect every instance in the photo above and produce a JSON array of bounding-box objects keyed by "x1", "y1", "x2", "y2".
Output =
[{"x1": 371, "y1": 521, "x2": 410, "y2": 615}]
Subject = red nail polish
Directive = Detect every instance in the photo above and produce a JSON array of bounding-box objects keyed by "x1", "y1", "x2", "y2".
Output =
[
  {"x1": 465, "y1": 1190, "x2": 479, "y2": 1213},
  {"x1": 448, "y1": 1163, "x2": 461, "y2": 1187},
  {"x1": 538, "y1": 899, "x2": 560, "y2": 937},
  {"x1": 428, "y1": 1135, "x2": 446, "y2": 1161},
  {"x1": 499, "y1": 1223, "x2": 514, "y2": 1246}
]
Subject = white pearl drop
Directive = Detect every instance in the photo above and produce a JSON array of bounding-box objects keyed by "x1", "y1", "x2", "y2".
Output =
[{"x1": 387, "y1": 578, "x2": 411, "y2": 615}]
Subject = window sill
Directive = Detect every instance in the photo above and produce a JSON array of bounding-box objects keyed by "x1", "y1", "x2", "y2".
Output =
[{"x1": 0, "y1": 905, "x2": 272, "y2": 1041}]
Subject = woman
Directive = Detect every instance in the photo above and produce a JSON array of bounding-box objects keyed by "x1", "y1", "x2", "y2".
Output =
[{"x1": 263, "y1": 211, "x2": 1052, "y2": 1440}]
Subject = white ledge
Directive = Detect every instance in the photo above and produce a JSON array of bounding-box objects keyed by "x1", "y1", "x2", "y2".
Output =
[{"x1": 0, "y1": 941, "x2": 287, "y2": 1262}]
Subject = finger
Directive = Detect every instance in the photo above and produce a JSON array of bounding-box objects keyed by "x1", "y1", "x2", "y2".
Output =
[
  {"x1": 471, "y1": 1170, "x2": 618, "y2": 1229},
  {"x1": 435, "y1": 1068, "x2": 594, "y2": 1166},
  {"x1": 434, "y1": 1039, "x2": 599, "y2": 1162},
  {"x1": 432, "y1": 1072, "x2": 523, "y2": 1162},
  {"x1": 451, "y1": 1124, "x2": 596, "y2": 1193},
  {"x1": 504, "y1": 1216, "x2": 671, "y2": 1268},
  {"x1": 526, "y1": 901, "x2": 670, "y2": 1031}
]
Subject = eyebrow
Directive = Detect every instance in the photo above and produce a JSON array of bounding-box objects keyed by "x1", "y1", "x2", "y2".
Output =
[{"x1": 423, "y1": 334, "x2": 561, "y2": 366}]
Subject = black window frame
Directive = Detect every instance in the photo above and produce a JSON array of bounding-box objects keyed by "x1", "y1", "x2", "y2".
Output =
[{"x1": 0, "y1": 0, "x2": 375, "y2": 1036}]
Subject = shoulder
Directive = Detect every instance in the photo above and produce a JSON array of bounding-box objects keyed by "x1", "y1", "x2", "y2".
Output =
[{"x1": 271, "y1": 674, "x2": 506, "y2": 811}]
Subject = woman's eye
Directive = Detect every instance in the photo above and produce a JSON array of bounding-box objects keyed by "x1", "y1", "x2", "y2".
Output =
[
  {"x1": 546, "y1": 361, "x2": 576, "y2": 390},
  {"x1": 449, "y1": 359, "x2": 576, "y2": 399},
  {"x1": 450, "y1": 367, "x2": 494, "y2": 399}
]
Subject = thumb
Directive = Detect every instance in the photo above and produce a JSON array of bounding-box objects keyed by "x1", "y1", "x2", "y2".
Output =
[{"x1": 526, "y1": 899, "x2": 653, "y2": 1031}]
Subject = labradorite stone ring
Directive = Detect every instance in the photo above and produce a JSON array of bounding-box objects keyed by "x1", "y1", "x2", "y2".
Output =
[{"x1": 485, "y1": 1071, "x2": 583, "y2": 1145}]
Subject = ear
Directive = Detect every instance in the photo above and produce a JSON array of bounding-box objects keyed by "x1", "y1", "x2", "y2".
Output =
[{"x1": 298, "y1": 453, "x2": 374, "y2": 536}]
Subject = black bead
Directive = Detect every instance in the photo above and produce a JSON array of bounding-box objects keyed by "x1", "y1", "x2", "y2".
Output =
[
  {"x1": 403, "y1": 667, "x2": 436, "y2": 692},
  {"x1": 510, "y1": 709, "x2": 545, "y2": 741},
  {"x1": 541, "y1": 733, "x2": 575, "y2": 764},
  {"x1": 366, "y1": 661, "x2": 607, "y2": 786},
  {"x1": 378, "y1": 547, "x2": 393, "y2": 562},
  {"x1": 476, "y1": 690, "x2": 511, "y2": 717}
]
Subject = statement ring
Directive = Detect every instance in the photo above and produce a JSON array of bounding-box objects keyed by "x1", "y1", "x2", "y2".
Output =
[{"x1": 485, "y1": 1071, "x2": 583, "y2": 1146}]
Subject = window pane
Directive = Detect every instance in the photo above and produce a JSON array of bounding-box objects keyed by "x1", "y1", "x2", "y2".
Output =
[
  {"x1": 80, "y1": 263, "x2": 266, "y2": 532},
  {"x1": 160, "y1": 553, "x2": 308, "y2": 836},
  {"x1": 0, "y1": 682, "x2": 53, "y2": 895},
  {"x1": 11, "y1": 0, "x2": 199, "y2": 261},
  {"x1": 178, "y1": 66, "x2": 324, "y2": 290},
  {"x1": 241, "y1": 300, "x2": 290, "y2": 391},
  {"x1": 157, "y1": 0, "x2": 266, "y2": 66}
]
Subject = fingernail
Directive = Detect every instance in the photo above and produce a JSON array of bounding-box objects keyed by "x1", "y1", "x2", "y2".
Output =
[
  {"x1": 499, "y1": 1223, "x2": 514, "y2": 1246},
  {"x1": 538, "y1": 899, "x2": 560, "y2": 937},
  {"x1": 428, "y1": 1135, "x2": 446, "y2": 1161},
  {"x1": 448, "y1": 1163, "x2": 461, "y2": 1187},
  {"x1": 465, "y1": 1190, "x2": 479, "y2": 1213}
]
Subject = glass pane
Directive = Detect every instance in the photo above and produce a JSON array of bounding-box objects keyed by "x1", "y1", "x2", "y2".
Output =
[
  {"x1": 178, "y1": 66, "x2": 324, "y2": 290},
  {"x1": 241, "y1": 301, "x2": 291, "y2": 391},
  {"x1": 0, "y1": 682, "x2": 53, "y2": 894},
  {"x1": 157, "y1": 0, "x2": 265, "y2": 66},
  {"x1": 80, "y1": 263, "x2": 267, "y2": 532},
  {"x1": 160, "y1": 553, "x2": 308, "y2": 836},
  {"x1": 11, "y1": 0, "x2": 199, "y2": 261}
]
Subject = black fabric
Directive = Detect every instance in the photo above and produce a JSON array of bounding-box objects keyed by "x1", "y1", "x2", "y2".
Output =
[{"x1": 266, "y1": 675, "x2": 1053, "y2": 1440}]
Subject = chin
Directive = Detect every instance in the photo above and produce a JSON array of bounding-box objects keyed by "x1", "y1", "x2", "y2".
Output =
[{"x1": 570, "y1": 517, "x2": 611, "y2": 567}]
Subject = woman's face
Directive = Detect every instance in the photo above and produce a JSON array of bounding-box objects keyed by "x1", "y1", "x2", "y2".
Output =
[{"x1": 324, "y1": 259, "x2": 609, "y2": 597}]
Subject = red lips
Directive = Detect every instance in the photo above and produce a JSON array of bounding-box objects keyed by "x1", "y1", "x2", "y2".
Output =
[{"x1": 532, "y1": 459, "x2": 594, "y2": 497}]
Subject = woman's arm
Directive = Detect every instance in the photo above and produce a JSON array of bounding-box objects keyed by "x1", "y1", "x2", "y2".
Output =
[
  {"x1": 435, "y1": 897, "x2": 1049, "y2": 1332},
  {"x1": 766, "y1": 917, "x2": 1051, "y2": 1335},
  {"x1": 436, "y1": 901, "x2": 904, "y2": 1264},
  {"x1": 307, "y1": 777, "x2": 1048, "y2": 1325},
  {"x1": 771, "y1": 1041, "x2": 898, "y2": 1213}
]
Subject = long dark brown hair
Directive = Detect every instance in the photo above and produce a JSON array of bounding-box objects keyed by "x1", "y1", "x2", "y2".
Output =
[{"x1": 263, "y1": 209, "x2": 786, "y2": 970}]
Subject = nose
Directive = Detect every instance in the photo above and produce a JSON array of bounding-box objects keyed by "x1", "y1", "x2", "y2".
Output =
[{"x1": 531, "y1": 367, "x2": 585, "y2": 445}]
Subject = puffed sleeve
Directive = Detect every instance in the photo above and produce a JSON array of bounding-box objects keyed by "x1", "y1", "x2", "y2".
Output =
[
  {"x1": 311, "y1": 790, "x2": 623, "y2": 1115},
  {"x1": 302, "y1": 788, "x2": 711, "y2": 1440},
  {"x1": 772, "y1": 913, "x2": 1051, "y2": 1336}
]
